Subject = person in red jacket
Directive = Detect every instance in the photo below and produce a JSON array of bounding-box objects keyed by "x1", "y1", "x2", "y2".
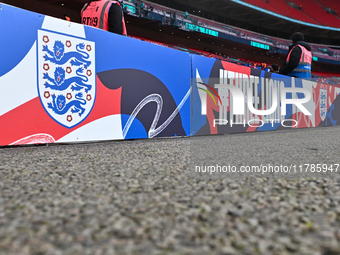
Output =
[
  {"x1": 279, "y1": 32, "x2": 312, "y2": 80},
  {"x1": 81, "y1": 0, "x2": 127, "y2": 35}
]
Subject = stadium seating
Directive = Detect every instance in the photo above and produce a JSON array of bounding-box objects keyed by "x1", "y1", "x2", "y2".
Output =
[
  {"x1": 316, "y1": 0, "x2": 340, "y2": 13},
  {"x1": 240, "y1": 0, "x2": 319, "y2": 24},
  {"x1": 241, "y1": 0, "x2": 340, "y2": 28},
  {"x1": 290, "y1": 0, "x2": 340, "y2": 27},
  {"x1": 142, "y1": 0, "x2": 340, "y2": 62}
]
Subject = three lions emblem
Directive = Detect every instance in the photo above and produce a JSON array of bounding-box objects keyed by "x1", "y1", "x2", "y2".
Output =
[{"x1": 38, "y1": 30, "x2": 96, "y2": 128}]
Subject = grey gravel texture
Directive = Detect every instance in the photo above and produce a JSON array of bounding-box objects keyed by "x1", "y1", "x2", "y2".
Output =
[{"x1": 1, "y1": 126, "x2": 340, "y2": 255}]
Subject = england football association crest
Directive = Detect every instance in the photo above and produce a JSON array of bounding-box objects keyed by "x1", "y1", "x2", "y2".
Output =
[
  {"x1": 37, "y1": 30, "x2": 96, "y2": 128},
  {"x1": 319, "y1": 88, "x2": 327, "y2": 122}
]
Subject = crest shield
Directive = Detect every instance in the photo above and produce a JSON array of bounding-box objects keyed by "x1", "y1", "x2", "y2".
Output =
[{"x1": 37, "y1": 30, "x2": 96, "y2": 128}]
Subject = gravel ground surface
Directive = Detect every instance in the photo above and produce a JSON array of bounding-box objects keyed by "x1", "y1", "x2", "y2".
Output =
[{"x1": 1, "y1": 126, "x2": 340, "y2": 255}]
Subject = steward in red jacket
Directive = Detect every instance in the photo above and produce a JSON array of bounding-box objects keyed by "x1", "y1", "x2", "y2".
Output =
[
  {"x1": 279, "y1": 32, "x2": 312, "y2": 80},
  {"x1": 81, "y1": 0, "x2": 127, "y2": 35}
]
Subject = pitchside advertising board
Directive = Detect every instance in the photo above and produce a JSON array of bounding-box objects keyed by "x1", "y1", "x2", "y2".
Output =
[
  {"x1": 0, "y1": 3, "x2": 191, "y2": 146},
  {"x1": 191, "y1": 55, "x2": 340, "y2": 135},
  {"x1": 0, "y1": 4, "x2": 340, "y2": 146}
]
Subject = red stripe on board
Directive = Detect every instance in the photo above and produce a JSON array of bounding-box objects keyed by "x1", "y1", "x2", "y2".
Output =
[
  {"x1": 0, "y1": 76, "x2": 121, "y2": 146},
  {"x1": 221, "y1": 61, "x2": 251, "y2": 76}
]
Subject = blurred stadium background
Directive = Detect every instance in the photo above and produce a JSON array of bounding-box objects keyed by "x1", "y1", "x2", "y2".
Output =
[{"x1": 3, "y1": 0, "x2": 340, "y2": 84}]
